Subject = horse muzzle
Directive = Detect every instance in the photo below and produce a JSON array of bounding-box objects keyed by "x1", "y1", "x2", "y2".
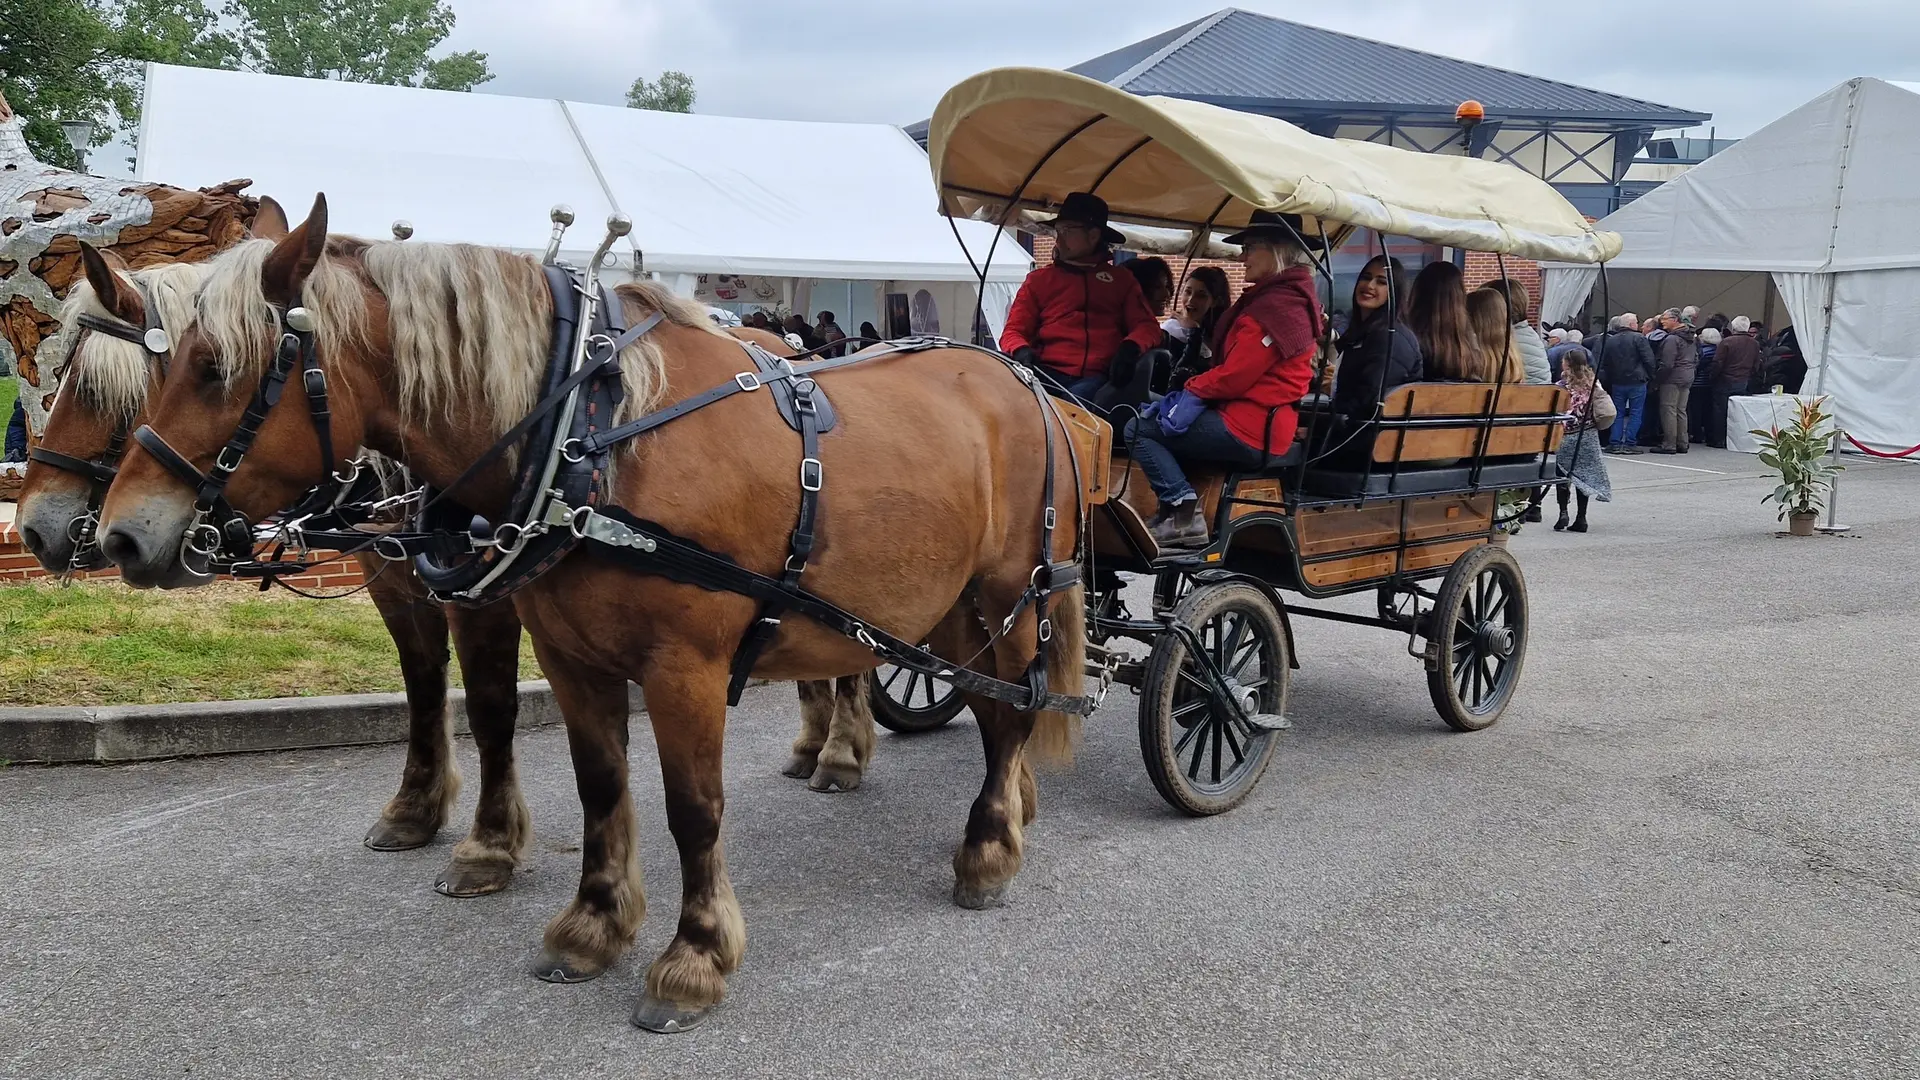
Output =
[{"x1": 98, "y1": 499, "x2": 215, "y2": 589}]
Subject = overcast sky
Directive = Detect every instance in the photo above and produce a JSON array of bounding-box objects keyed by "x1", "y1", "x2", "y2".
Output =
[{"x1": 439, "y1": 0, "x2": 1920, "y2": 138}]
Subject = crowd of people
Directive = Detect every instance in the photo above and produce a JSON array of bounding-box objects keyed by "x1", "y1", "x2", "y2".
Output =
[
  {"x1": 1540, "y1": 307, "x2": 1801, "y2": 456},
  {"x1": 736, "y1": 309, "x2": 861, "y2": 358}
]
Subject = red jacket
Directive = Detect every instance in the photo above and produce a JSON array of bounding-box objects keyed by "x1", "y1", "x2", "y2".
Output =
[
  {"x1": 1184, "y1": 317, "x2": 1316, "y2": 454},
  {"x1": 999, "y1": 258, "x2": 1162, "y2": 379}
]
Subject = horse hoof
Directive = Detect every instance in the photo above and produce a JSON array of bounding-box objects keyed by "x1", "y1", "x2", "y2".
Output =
[
  {"x1": 781, "y1": 753, "x2": 818, "y2": 780},
  {"x1": 530, "y1": 951, "x2": 607, "y2": 984},
  {"x1": 951, "y1": 880, "x2": 1007, "y2": 910},
  {"x1": 807, "y1": 764, "x2": 862, "y2": 793},
  {"x1": 364, "y1": 818, "x2": 436, "y2": 851},
  {"x1": 435, "y1": 858, "x2": 515, "y2": 898},
  {"x1": 632, "y1": 994, "x2": 713, "y2": 1034}
]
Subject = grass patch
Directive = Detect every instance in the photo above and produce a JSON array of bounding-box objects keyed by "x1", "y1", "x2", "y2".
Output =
[
  {"x1": 0, "y1": 376, "x2": 17, "y2": 430},
  {"x1": 0, "y1": 580, "x2": 540, "y2": 706}
]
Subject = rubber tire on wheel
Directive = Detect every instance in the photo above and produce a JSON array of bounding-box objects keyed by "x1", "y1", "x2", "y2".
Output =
[
  {"x1": 1425, "y1": 543, "x2": 1528, "y2": 732},
  {"x1": 1139, "y1": 581, "x2": 1289, "y2": 816},
  {"x1": 870, "y1": 660, "x2": 966, "y2": 734}
]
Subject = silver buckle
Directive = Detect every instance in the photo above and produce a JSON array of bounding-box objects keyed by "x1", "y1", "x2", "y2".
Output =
[
  {"x1": 560, "y1": 438, "x2": 587, "y2": 463},
  {"x1": 734, "y1": 372, "x2": 762, "y2": 392},
  {"x1": 215, "y1": 446, "x2": 245, "y2": 473},
  {"x1": 799, "y1": 457, "x2": 823, "y2": 492},
  {"x1": 784, "y1": 554, "x2": 808, "y2": 575}
]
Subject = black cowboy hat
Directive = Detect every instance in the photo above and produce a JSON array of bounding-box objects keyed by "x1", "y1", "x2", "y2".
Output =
[
  {"x1": 1044, "y1": 191, "x2": 1126, "y2": 247},
  {"x1": 1222, "y1": 210, "x2": 1329, "y2": 250}
]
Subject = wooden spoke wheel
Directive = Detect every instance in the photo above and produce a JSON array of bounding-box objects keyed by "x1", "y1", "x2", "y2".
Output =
[
  {"x1": 1139, "y1": 582, "x2": 1290, "y2": 816},
  {"x1": 870, "y1": 659, "x2": 966, "y2": 734},
  {"x1": 1425, "y1": 544, "x2": 1528, "y2": 732}
]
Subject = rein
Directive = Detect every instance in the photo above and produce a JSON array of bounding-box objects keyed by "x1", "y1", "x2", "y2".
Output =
[{"x1": 28, "y1": 286, "x2": 171, "y2": 572}]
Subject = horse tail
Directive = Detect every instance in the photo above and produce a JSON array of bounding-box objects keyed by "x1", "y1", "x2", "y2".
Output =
[{"x1": 1027, "y1": 581, "x2": 1085, "y2": 767}]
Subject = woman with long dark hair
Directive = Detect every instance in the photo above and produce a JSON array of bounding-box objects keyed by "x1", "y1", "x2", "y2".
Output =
[
  {"x1": 1407, "y1": 260, "x2": 1478, "y2": 380},
  {"x1": 1159, "y1": 265, "x2": 1233, "y2": 392},
  {"x1": 1331, "y1": 255, "x2": 1423, "y2": 421}
]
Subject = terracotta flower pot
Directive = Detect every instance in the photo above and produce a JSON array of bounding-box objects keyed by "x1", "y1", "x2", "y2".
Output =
[{"x1": 1788, "y1": 512, "x2": 1818, "y2": 537}]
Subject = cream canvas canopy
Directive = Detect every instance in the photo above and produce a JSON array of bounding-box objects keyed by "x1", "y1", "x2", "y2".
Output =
[{"x1": 928, "y1": 67, "x2": 1621, "y2": 265}]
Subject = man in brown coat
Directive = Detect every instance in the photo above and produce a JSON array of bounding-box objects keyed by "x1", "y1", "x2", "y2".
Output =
[{"x1": 1708, "y1": 316, "x2": 1763, "y2": 449}]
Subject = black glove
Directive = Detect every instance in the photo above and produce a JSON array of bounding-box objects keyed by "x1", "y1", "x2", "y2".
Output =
[
  {"x1": 1107, "y1": 339, "x2": 1143, "y2": 384},
  {"x1": 1011, "y1": 346, "x2": 1039, "y2": 370}
]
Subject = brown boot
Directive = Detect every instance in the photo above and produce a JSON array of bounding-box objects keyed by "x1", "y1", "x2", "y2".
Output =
[{"x1": 1150, "y1": 501, "x2": 1209, "y2": 548}]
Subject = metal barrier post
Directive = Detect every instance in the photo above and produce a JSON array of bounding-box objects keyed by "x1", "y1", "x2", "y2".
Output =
[{"x1": 1817, "y1": 426, "x2": 1850, "y2": 534}]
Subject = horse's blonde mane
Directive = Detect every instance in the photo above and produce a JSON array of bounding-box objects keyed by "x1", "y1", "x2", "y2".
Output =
[
  {"x1": 184, "y1": 236, "x2": 722, "y2": 440},
  {"x1": 360, "y1": 242, "x2": 718, "y2": 435},
  {"x1": 57, "y1": 260, "x2": 212, "y2": 418},
  {"x1": 195, "y1": 237, "x2": 370, "y2": 389}
]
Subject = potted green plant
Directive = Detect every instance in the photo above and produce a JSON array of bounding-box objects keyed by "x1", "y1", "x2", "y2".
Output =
[{"x1": 1753, "y1": 396, "x2": 1841, "y2": 537}]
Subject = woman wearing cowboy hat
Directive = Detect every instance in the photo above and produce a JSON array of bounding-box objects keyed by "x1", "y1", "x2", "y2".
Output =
[
  {"x1": 1125, "y1": 211, "x2": 1325, "y2": 548},
  {"x1": 999, "y1": 191, "x2": 1161, "y2": 410}
]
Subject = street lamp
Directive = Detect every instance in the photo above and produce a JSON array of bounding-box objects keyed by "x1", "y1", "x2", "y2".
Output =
[{"x1": 59, "y1": 119, "x2": 94, "y2": 172}]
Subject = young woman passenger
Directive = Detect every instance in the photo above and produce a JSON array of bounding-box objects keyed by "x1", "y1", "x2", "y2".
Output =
[
  {"x1": 1465, "y1": 288, "x2": 1527, "y2": 383},
  {"x1": 1331, "y1": 255, "x2": 1423, "y2": 421},
  {"x1": 1157, "y1": 265, "x2": 1233, "y2": 392},
  {"x1": 1406, "y1": 260, "x2": 1478, "y2": 381}
]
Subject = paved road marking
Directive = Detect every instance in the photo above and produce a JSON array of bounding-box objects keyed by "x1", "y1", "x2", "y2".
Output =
[{"x1": 1611, "y1": 456, "x2": 1725, "y2": 475}]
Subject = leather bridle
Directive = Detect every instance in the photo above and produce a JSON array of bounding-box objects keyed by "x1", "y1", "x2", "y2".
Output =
[
  {"x1": 27, "y1": 287, "x2": 172, "y2": 572},
  {"x1": 130, "y1": 302, "x2": 346, "y2": 570}
]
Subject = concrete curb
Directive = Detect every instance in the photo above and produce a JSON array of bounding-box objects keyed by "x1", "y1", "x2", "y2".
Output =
[{"x1": 0, "y1": 681, "x2": 647, "y2": 765}]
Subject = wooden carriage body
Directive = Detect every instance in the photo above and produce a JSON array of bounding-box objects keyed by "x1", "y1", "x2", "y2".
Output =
[{"x1": 1090, "y1": 383, "x2": 1569, "y2": 599}]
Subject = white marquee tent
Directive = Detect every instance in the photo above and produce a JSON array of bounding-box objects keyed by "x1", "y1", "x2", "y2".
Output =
[
  {"x1": 134, "y1": 63, "x2": 1029, "y2": 339},
  {"x1": 1540, "y1": 77, "x2": 1920, "y2": 453}
]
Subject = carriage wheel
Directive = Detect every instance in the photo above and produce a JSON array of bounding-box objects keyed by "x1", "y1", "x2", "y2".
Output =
[
  {"x1": 870, "y1": 660, "x2": 966, "y2": 734},
  {"x1": 1139, "y1": 582, "x2": 1289, "y2": 816},
  {"x1": 1425, "y1": 544, "x2": 1529, "y2": 732}
]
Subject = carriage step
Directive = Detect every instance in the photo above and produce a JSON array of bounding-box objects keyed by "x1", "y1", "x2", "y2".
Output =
[{"x1": 1242, "y1": 712, "x2": 1293, "y2": 732}]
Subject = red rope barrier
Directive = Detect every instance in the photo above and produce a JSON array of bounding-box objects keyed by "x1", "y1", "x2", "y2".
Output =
[{"x1": 1845, "y1": 433, "x2": 1920, "y2": 459}]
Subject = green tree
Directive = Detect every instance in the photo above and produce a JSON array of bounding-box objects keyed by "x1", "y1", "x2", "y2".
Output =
[
  {"x1": 1, "y1": 0, "x2": 489, "y2": 169},
  {"x1": 1, "y1": 0, "x2": 128, "y2": 168},
  {"x1": 222, "y1": 0, "x2": 492, "y2": 90},
  {"x1": 627, "y1": 70, "x2": 694, "y2": 113}
]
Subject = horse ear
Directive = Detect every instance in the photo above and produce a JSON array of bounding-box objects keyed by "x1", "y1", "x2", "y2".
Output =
[
  {"x1": 78, "y1": 241, "x2": 141, "y2": 322},
  {"x1": 252, "y1": 196, "x2": 290, "y2": 241},
  {"x1": 260, "y1": 192, "x2": 329, "y2": 306}
]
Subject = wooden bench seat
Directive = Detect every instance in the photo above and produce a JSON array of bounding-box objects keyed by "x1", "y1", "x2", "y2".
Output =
[{"x1": 1303, "y1": 382, "x2": 1568, "y2": 497}]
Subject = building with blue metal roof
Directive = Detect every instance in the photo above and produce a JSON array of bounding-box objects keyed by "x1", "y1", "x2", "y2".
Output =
[{"x1": 913, "y1": 8, "x2": 1710, "y2": 219}]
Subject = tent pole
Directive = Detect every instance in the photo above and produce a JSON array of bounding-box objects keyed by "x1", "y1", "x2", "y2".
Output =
[{"x1": 1812, "y1": 273, "x2": 1836, "y2": 397}]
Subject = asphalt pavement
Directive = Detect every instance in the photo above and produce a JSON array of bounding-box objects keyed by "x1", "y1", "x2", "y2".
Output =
[{"x1": 3, "y1": 447, "x2": 1917, "y2": 1079}]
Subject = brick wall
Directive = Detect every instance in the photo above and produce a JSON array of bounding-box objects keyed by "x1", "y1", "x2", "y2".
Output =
[
  {"x1": 1463, "y1": 251, "x2": 1543, "y2": 324},
  {"x1": 0, "y1": 519, "x2": 367, "y2": 590}
]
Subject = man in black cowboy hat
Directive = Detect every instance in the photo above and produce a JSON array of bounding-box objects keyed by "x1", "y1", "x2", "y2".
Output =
[
  {"x1": 1125, "y1": 210, "x2": 1326, "y2": 546},
  {"x1": 999, "y1": 191, "x2": 1160, "y2": 410}
]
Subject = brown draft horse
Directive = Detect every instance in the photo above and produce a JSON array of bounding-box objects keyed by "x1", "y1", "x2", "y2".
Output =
[
  {"x1": 94, "y1": 194, "x2": 1085, "y2": 1031},
  {"x1": 16, "y1": 211, "x2": 880, "y2": 900}
]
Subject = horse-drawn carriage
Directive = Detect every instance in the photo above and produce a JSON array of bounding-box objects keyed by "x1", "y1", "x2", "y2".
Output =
[
  {"x1": 40, "y1": 65, "x2": 1618, "y2": 1030},
  {"x1": 874, "y1": 67, "x2": 1622, "y2": 815}
]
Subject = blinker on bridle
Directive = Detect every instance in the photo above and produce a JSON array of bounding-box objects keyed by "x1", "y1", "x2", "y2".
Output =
[
  {"x1": 131, "y1": 301, "x2": 344, "y2": 572},
  {"x1": 28, "y1": 287, "x2": 173, "y2": 572}
]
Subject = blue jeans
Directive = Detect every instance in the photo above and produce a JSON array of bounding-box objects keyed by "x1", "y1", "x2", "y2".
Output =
[
  {"x1": 4, "y1": 398, "x2": 25, "y2": 461},
  {"x1": 1124, "y1": 410, "x2": 1265, "y2": 505},
  {"x1": 1609, "y1": 383, "x2": 1647, "y2": 447},
  {"x1": 1035, "y1": 363, "x2": 1153, "y2": 413}
]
